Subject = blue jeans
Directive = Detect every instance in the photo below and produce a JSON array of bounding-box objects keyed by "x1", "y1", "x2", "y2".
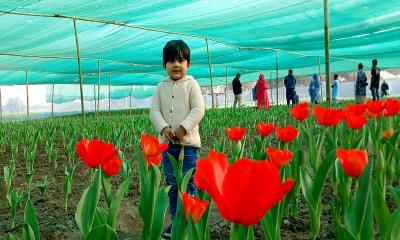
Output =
[
  {"x1": 371, "y1": 87, "x2": 379, "y2": 101},
  {"x1": 162, "y1": 145, "x2": 198, "y2": 220}
]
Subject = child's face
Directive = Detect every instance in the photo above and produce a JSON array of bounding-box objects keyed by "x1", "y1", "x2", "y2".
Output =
[{"x1": 164, "y1": 58, "x2": 190, "y2": 80}]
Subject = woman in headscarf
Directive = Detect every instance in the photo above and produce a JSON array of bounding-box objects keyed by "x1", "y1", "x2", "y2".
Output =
[
  {"x1": 256, "y1": 74, "x2": 269, "y2": 109},
  {"x1": 309, "y1": 73, "x2": 320, "y2": 104}
]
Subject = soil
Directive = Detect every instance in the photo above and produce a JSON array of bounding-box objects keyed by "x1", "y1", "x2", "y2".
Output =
[{"x1": 0, "y1": 131, "x2": 336, "y2": 240}]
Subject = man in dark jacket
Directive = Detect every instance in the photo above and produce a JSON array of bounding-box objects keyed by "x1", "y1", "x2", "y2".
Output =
[
  {"x1": 284, "y1": 69, "x2": 297, "y2": 106},
  {"x1": 232, "y1": 73, "x2": 242, "y2": 109},
  {"x1": 370, "y1": 59, "x2": 380, "y2": 101},
  {"x1": 380, "y1": 80, "x2": 389, "y2": 98}
]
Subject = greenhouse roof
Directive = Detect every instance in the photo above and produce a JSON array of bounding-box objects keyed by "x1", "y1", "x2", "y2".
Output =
[{"x1": 1, "y1": 0, "x2": 399, "y2": 87}]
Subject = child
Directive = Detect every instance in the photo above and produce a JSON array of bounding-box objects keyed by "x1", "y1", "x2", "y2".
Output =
[{"x1": 150, "y1": 40, "x2": 205, "y2": 239}]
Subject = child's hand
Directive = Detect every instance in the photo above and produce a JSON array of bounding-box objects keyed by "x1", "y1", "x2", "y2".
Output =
[
  {"x1": 162, "y1": 127, "x2": 175, "y2": 143},
  {"x1": 174, "y1": 126, "x2": 186, "y2": 143}
]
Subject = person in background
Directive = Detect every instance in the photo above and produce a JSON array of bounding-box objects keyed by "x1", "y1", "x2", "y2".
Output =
[
  {"x1": 331, "y1": 74, "x2": 340, "y2": 104},
  {"x1": 252, "y1": 84, "x2": 257, "y2": 106},
  {"x1": 256, "y1": 74, "x2": 269, "y2": 109},
  {"x1": 150, "y1": 40, "x2": 205, "y2": 239},
  {"x1": 380, "y1": 80, "x2": 389, "y2": 98},
  {"x1": 370, "y1": 59, "x2": 381, "y2": 101},
  {"x1": 309, "y1": 73, "x2": 320, "y2": 104},
  {"x1": 355, "y1": 63, "x2": 368, "y2": 104},
  {"x1": 284, "y1": 69, "x2": 297, "y2": 106},
  {"x1": 232, "y1": 73, "x2": 242, "y2": 109}
]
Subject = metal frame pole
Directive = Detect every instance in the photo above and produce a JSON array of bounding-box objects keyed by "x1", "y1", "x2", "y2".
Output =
[
  {"x1": 93, "y1": 84, "x2": 96, "y2": 113},
  {"x1": 318, "y1": 56, "x2": 323, "y2": 101},
  {"x1": 52, "y1": 83, "x2": 55, "y2": 117},
  {"x1": 324, "y1": 0, "x2": 331, "y2": 104},
  {"x1": 0, "y1": 86, "x2": 2, "y2": 122},
  {"x1": 97, "y1": 60, "x2": 100, "y2": 115},
  {"x1": 73, "y1": 18, "x2": 85, "y2": 122},
  {"x1": 225, "y1": 66, "x2": 228, "y2": 108},
  {"x1": 130, "y1": 84, "x2": 133, "y2": 115},
  {"x1": 269, "y1": 72, "x2": 273, "y2": 104},
  {"x1": 26, "y1": 70, "x2": 29, "y2": 120},
  {"x1": 275, "y1": 50, "x2": 279, "y2": 105},
  {"x1": 205, "y1": 38, "x2": 214, "y2": 108},
  {"x1": 108, "y1": 73, "x2": 111, "y2": 115}
]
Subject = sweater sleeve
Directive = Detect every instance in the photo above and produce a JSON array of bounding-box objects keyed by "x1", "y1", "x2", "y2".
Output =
[
  {"x1": 180, "y1": 81, "x2": 205, "y2": 132},
  {"x1": 150, "y1": 84, "x2": 169, "y2": 133}
]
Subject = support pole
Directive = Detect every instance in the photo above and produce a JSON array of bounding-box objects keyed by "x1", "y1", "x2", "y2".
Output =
[
  {"x1": 269, "y1": 72, "x2": 273, "y2": 104},
  {"x1": 353, "y1": 61, "x2": 357, "y2": 91},
  {"x1": 0, "y1": 86, "x2": 2, "y2": 122},
  {"x1": 73, "y1": 18, "x2": 85, "y2": 122},
  {"x1": 108, "y1": 73, "x2": 111, "y2": 115},
  {"x1": 93, "y1": 84, "x2": 96, "y2": 113},
  {"x1": 324, "y1": 0, "x2": 331, "y2": 104},
  {"x1": 318, "y1": 56, "x2": 323, "y2": 100},
  {"x1": 52, "y1": 83, "x2": 55, "y2": 117},
  {"x1": 275, "y1": 50, "x2": 279, "y2": 105},
  {"x1": 205, "y1": 38, "x2": 214, "y2": 109},
  {"x1": 97, "y1": 60, "x2": 100, "y2": 115},
  {"x1": 130, "y1": 84, "x2": 133, "y2": 115},
  {"x1": 225, "y1": 66, "x2": 228, "y2": 108},
  {"x1": 26, "y1": 70, "x2": 29, "y2": 120}
]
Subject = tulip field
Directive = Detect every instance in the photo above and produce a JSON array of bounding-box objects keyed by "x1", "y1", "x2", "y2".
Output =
[{"x1": 0, "y1": 99, "x2": 400, "y2": 240}]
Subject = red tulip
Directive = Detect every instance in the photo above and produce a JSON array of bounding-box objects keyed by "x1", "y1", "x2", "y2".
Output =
[
  {"x1": 181, "y1": 192, "x2": 209, "y2": 223},
  {"x1": 225, "y1": 127, "x2": 246, "y2": 141},
  {"x1": 141, "y1": 134, "x2": 169, "y2": 168},
  {"x1": 102, "y1": 157, "x2": 123, "y2": 177},
  {"x1": 345, "y1": 103, "x2": 366, "y2": 115},
  {"x1": 76, "y1": 139, "x2": 119, "y2": 169},
  {"x1": 336, "y1": 148, "x2": 368, "y2": 178},
  {"x1": 312, "y1": 106, "x2": 343, "y2": 126},
  {"x1": 290, "y1": 102, "x2": 309, "y2": 121},
  {"x1": 367, "y1": 111, "x2": 382, "y2": 119},
  {"x1": 256, "y1": 122, "x2": 274, "y2": 137},
  {"x1": 365, "y1": 99, "x2": 384, "y2": 115},
  {"x1": 266, "y1": 147, "x2": 293, "y2": 168},
  {"x1": 194, "y1": 150, "x2": 294, "y2": 226},
  {"x1": 275, "y1": 125, "x2": 299, "y2": 143},
  {"x1": 343, "y1": 111, "x2": 368, "y2": 130},
  {"x1": 382, "y1": 129, "x2": 394, "y2": 139},
  {"x1": 383, "y1": 98, "x2": 400, "y2": 117}
]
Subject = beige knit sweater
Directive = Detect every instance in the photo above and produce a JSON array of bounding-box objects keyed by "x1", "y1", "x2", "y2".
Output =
[{"x1": 150, "y1": 75, "x2": 205, "y2": 148}]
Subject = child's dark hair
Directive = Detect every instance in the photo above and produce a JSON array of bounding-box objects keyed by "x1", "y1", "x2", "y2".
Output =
[
  {"x1": 358, "y1": 63, "x2": 364, "y2": 70},
  {"x1": 372, "y1": 59, "x2": 378, "y2": 66},
  {"x1": 334, "y1": 74, "x2": 339, "y2": 79},
  {"x1": 163, "y1": 40, "x2": 190, "y2": 64}
]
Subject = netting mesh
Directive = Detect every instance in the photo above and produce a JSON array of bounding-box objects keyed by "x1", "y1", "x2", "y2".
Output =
[{"x1": 1, "y1": 0, "x2": 399, "y2": 104}]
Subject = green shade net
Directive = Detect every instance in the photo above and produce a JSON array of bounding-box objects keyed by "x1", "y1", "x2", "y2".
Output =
[{"x1": 0, "y1": 0, "x2": 399, "y2": 104}]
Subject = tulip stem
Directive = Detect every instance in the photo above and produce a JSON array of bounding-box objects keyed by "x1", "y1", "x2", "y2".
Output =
[
  {"x1": 230, "y1": 223, "x2": 251, "y2": 240},
  {"x1": 230, "y1": 223, "x2": 239, "y2": 240}
]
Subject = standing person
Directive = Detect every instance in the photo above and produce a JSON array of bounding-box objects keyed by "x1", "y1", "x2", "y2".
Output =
[
  {"x1": 232, "y1": 73, "x2": 242, "y2": 109},
  {"x1": 150, "y1": 40, "x2": 205, "y2": 239},
  {"x1": 331, "y1": 74, "x2": 340, "y2": 104},
  {"x1": 284, "y1": 69, "x2": 297, "y2": 106},
  {"x1": 380, "y1": 80, "x2": 389, "y2": 98},
  {"x1": 256, "y1": 74, "x2": 269, "y2": 109},
  {"x1": 309, "y1": 73, "x2": 321, "y2": 104},
  {"x1": 355, "y1": 63, "x2": 368, "y2": 104},
  {"x1": 370, "y1": 59, "x2": 381, "y2": 101},
  {"x1": 252, "y1": 84, "x2": 257, "y2": 106}
]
